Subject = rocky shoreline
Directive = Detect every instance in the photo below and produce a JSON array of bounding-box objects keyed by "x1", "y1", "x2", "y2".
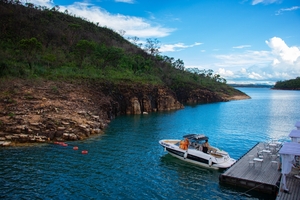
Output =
[
  {"x1": 0, "y1": 79, "x2": 249, "y2": 147},
  {"x1": 0, "y1": 79, "x2": 182, "y2": 147}
]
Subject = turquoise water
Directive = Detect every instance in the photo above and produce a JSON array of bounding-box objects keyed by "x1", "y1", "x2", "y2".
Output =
[{"x1": 1, "y1": 88, "x2": 299, "y2": 199}]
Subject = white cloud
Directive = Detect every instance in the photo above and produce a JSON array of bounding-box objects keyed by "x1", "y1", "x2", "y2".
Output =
[
  {"x1": 265, "y1": 37, "x2": 300, "y2": 65},
  {"x1": 160, "y1": 42, "x2": 202, "y2": 52},
  {"x1": 251, "y1": 0, "x2": 280, "y2": 5},
  {"x1": 233, "y1": 45, "x2": 251, "y2": 49},
  {"x1": 27, "y1": 0, "x2": 53, "y2": 7},
  {"x1": 276, "y1": 6, "x2": 300, "y2": 15},
  {"x1": 263, "y1": 37, "x2": 300, "y2": 82},
  {"x1": 28, "y1": 1, "x2": 174, "y2": 38},
  {"x1": 216, "y1": 68, "x2": 234, "y2": 77},
  {"x1": 272, "y1": 58, "x2": 280, "y2": 65},
  {"x1": 65, "y1": 2, "x2": 174, "y2": 38},
  {"x1": 115, "y1": 0, "x2": 135, "y2": 4},
  {"x1": 252, "y1": 0, "x2": 263, "y2": 5},
  {"x1": 248, "y1": 71, "x2": 263, "y2": 79},
  {"x1": 214, "y1": 50, "x2": 273, "y2": 67},
  {"x1": 191, "y1": 37, "x2": 300, "y2": 84}
]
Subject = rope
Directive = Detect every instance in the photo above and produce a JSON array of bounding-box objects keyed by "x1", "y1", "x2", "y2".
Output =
[
  {"x1": 238, "y1": 174, "x2": 282, "y2": 197},
  {"x1": 238, "y1": 182, "x2": 265, "y2": 197}
]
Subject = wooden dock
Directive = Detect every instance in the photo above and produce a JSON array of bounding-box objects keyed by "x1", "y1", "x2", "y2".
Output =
[
  {"x1": 276, "y1": 171, "x2": 300, "y2": 200},
  {"x1": 219, "y1": 142, "x2": 281, "y2": 198}
]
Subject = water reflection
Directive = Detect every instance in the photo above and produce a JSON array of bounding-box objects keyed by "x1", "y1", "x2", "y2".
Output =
[{"x1": 268, "y1": 90, "x2": 300, "y2": 141}]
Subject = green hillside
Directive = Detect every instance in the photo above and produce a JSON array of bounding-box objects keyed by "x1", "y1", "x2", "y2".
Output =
[
  {"x1": 0, "y1": 0, "x2": 244, "y2": 98},
  {"x1": 273, "y1": 77, "x2": 300, "y2": 90}
]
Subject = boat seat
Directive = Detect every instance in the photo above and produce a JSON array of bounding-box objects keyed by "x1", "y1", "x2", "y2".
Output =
[
  {"x1": 203, "y1": 146, "x2": 208, "y2": 153},
  {"x1": 198, "y1": 145, "x2": 203, "y2": 151},
  {"x1": 193, "y1": 143, "x2": 199, "y2": 148},
  {"x1": 210, "y1": 152, "x2": 223, "y2": 158},
  {"x1": 193, "y1": 143, "x2": 202, "y2": 151}
]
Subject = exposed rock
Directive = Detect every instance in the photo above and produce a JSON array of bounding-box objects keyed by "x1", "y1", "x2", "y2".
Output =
[
  {"x1": 127, "y1": 97, "x2": 141, "y2": 114},
  {"x1": 1, "y1": 141, "x2": 11, "y2": 146},
  {"x1": 30, "y1": 122, "x2": 39, "y2": 126},
  {"x1": 69, "y1": 133, "x2": 78, "y2": 140},
  {"x1": 110, "y1": 83, "x2": 184, "y2": 115},
  {"x1": 0, "y1": 79, "x2": 248, "y2": 146},
  {"x1": 62, "y1": 133, "x2": 77, "y2": 140}
]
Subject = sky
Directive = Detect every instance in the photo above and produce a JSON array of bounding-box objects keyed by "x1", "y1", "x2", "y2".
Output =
[{"x1": 26, "y1": 0, "x2": 300, "y2": 84}]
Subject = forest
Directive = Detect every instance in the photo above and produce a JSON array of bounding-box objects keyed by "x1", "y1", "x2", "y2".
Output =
[{"x1": 273, "y1": 77, "x2": 300, "y2": 90}]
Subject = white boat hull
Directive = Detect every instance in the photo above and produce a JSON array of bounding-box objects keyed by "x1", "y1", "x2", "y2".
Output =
[{"x1": 159, "y1": 139, "x2": 236, "y2": 170}]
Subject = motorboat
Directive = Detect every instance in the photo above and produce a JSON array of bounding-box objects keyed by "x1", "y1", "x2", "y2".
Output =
[{"x1": 159, "y1": 134, "x2": 236, "y2": 170}]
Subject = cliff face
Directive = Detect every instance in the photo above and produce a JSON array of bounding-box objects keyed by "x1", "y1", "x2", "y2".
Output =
[
  {"x1": 0, "y1": 79, "x2": 183, "y2": 146},
  {"x1": 175, "y1": 88, "x2": 225, "y2": 104},
  {"x1": 106, "y1": 83, "x2": 183, "y2": 115},
  {"x1": 0, "y1": 79, "x2": 249, "y2": 146}
]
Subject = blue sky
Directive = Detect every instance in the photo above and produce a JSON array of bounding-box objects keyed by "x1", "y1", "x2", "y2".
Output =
[{"x1": 28, "y1": 0, "x2": 300, "y2": 84}]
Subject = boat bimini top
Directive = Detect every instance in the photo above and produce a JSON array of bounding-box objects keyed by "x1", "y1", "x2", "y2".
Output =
[{"x1": 183, "y1": 134, "x2": 209, "y2": 141}]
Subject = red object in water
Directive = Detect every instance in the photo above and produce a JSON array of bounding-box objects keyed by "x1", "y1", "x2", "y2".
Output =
[
  {"x1": 73, "y1": 146, "x2": 78, "y2": 150},
  {"x1": 81, "y1": 150, "x2": 88, "y2": 154},
  {"x1": 54, "y1": 141, "x2": 69, "y2": 147},
  {"x1": 61, "y1": 143, "x2": 68, "y2": 147}
]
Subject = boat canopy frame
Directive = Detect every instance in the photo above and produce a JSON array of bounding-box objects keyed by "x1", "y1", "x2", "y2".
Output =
[{"x1": 183, "y1": 134, "x2": 209, "y2": 141}]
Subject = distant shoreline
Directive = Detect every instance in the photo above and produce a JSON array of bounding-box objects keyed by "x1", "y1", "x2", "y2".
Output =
[
  {"x1": 224, "y1": 95, "x2": 251, "y2": 101},
  {"x1": 229, "y1": 84, "x2": 274, "y2": 88}
]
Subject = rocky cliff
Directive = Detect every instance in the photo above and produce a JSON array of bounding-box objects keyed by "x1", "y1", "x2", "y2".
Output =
[
  {"x1": 0, "y1": 79, "x2": 249, "y2": 146},
  {"x1": 0, "y1": 79, "x2": 185, "y2": 146}
]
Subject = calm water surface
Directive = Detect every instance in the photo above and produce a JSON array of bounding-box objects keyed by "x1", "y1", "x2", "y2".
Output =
[{"x1": 1, "y1": 88, "x2": 299, "y2": 199}]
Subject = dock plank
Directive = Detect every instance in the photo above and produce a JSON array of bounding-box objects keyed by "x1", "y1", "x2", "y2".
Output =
[
  {"x1": 220, "y1": 142, "x2": 281, "y2": 196},
  {"x1": 276, "y1": 172, "x2": 300, "y2": 200}
]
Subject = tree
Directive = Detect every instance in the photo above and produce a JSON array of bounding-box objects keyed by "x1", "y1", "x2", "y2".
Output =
[
  {"x1": 161, "y1": 55, "x2": 174, "y2": 64},
  {"x1": 118, "y1": 30, "x2": 125, "y2": 36},
  {"x1": 74, "y1": 40, "x2": 96, "y2": 67},
  {"x1": 128, "y1": 36, "x2": 142, "y2": 48},
  {"x1": 274, "y1": 77, "x2": 300, "y2": 90},
  {"x1": 186, "y1": 67, "x2": 201, "y2": 74},
  {"x1": 206, "y1": 69, "x2": 213, "y2": 78},
  {"x1": 25, "y1": 3, "x2": 34, "y2": 8},
  {"x1": 51, "y1": 5, "x2": 60, "y2": 12},
  {"x1": 67, "y1": 23, "x2": 81, "y2": 46},
  {"x1": 144, "y1": 38, "x2": 160, "y2": 56},
  {"x1": 19, "y1": 37, "x2": 42, "y2": 70},
  {"x1": 173, "y1": 59, "x2": 184, "y2": 71},
  {"x1": 42, "y1": 54, "x2": 56, "y2": 67}
]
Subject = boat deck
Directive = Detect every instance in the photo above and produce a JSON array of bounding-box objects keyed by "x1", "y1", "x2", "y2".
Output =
[{"x1": 219, "y1": 142, "x2": 281, "y2": 197}]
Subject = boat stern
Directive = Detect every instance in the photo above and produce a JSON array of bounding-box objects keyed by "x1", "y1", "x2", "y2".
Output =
[
  {"x1": 159, "y1": 139, "x2": 180, "y2": 148},
  {"x1": 215, "y1": 157, "x2": 236, "y2": 169}
]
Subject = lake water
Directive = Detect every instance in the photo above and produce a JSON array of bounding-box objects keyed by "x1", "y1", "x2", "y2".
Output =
[{"x1": 1, "y1": 88, "x2": 299, "y2": 200}]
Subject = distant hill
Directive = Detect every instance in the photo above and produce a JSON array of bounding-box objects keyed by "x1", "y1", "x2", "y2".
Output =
[{"x1": 273, "y1": 77, "x2": 300, "y2": 90}]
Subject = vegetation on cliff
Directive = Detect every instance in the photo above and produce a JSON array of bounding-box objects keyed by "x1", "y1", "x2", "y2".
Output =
[
  {"x1": 0, "y1": 0, "x2": 246, "y2": 100},
  {"x1": 273, "y1": 77, "x2": 300, "y2": 90}
]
